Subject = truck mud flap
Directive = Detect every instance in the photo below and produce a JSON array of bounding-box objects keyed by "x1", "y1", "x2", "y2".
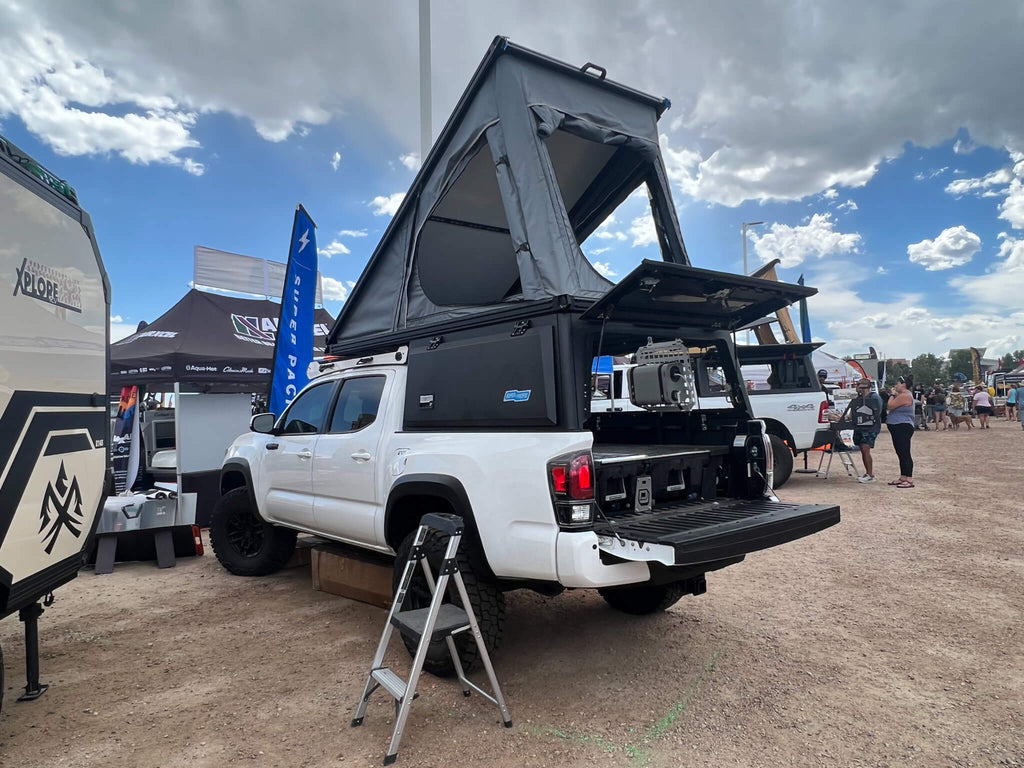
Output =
[{"x1": 595, "y1": 498, "x2": 839, "y2": 566}]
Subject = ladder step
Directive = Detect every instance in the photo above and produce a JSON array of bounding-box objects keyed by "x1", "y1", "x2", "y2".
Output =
[
  {"x1": 391, "y1": 603, "x2": 470, "y2": 643},
  {"x1": 371, "y1": 667, "x2": 407, "y2": 701}
]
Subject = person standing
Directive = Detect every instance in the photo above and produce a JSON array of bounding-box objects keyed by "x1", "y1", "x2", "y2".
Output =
[
  {"x1": 973, "y1": 386, "x2": 994, "y2": 429},
  {"x1": 932, "y1": 381, "x2": 948, "y2": 430},
  {"x1": 948, "y1": 384, "x2": 968, "y2": 428},
  {"x1": 840, "y1": 378, "x2": 884, "y2": 483},
  {"x1": 1016, "y1": 382, "x2": 1024, "y2": 430},
  {"x1": 886, "y1": 375, "x2": 916, "y2": 488},
  {"x1": 1006, "y1": 384, "x2": 1017, "y2": 422}
]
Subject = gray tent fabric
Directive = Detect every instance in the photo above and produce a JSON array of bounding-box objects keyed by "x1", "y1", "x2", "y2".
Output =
[{"x1": 329, "y1": 37, "x2": 688, "y2": 348}]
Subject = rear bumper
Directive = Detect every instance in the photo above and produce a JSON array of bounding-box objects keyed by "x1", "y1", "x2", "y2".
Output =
[{"x1": 595, "y1": 498, "x2": 840, "y2": 566}]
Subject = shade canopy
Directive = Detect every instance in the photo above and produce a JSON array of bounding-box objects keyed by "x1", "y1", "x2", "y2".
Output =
[
  {"x1": 111, "y1": 289, "x2": 333, "y2": 393},
  {"x1": 328, "y1": 36, "x2": 689, "y2": 352}
]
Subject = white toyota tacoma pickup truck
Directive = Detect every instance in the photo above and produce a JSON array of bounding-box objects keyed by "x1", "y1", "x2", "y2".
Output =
[{"x1": 210, "y1": 38, "x2": 840, "y2": 676}]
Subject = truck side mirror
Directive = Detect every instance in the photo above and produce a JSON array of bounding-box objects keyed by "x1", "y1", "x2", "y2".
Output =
[{"x1": 250, "y1": 413, "x2": 276, "y2": 433}]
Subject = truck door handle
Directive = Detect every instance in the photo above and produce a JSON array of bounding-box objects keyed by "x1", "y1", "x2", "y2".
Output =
[
  {"x1": 266, "y1": 443, "x2": 279, "y2": 451},
  {"x1": 350, "y1": 450, "x2": 372, "y2": 462},
  {"x1": 297, "y1": 449, "x2": 313, "y2": 460}
]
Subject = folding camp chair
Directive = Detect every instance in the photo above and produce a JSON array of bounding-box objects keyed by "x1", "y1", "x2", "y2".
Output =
[{"x1": 814, "y1": 422, "x2": 859, "y2": 479}]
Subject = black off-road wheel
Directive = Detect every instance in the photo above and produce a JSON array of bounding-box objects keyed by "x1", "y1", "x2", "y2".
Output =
[
  {"x1": 769, "y1": 434, "x2": 794, "y2": 488},
  {"x1": 599, "y1": 581, "x2": 688, "y2": 615},
  {"x1": 392, "y1": 528, "x2": 505, "y2": 677},
  {"x1": 209, "y1": 488, "x2": 297, "y2": 576}
]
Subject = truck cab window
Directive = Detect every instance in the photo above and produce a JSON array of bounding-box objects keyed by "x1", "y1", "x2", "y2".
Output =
[
  {"x1": 281, "y1": 383, "x2": 335, "y2": 434},
  {"x1": 329, "y1": 376, "x2": 386, "y2": 433}
]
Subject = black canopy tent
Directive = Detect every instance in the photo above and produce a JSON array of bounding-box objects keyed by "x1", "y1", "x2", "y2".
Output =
[
  {"x1": 111, "y1": 288, "x2": 334, "y2": 393},
  {"x1": 109, "y1": 289, "x2": 334, "y2": 529}
]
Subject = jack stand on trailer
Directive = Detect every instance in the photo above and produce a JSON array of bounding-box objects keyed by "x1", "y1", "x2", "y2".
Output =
[{"x1": 17, "y1": 602, "x2": 49, "y2": 702}]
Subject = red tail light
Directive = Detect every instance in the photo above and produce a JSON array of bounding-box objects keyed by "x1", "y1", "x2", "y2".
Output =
[
  {"x1": 192, "y1": 525, "x2": 204, "y2": 556},
  {"x1": 547, "y1": 450, "x2": 596, "y2": 528},
  {"x1": 568, "y1": 453, "x2": 593, "y2": 500},
  {"x1": 818, "y1": 399, "x2": 829, "y2": 423},
  {"x1": 550, "y1": 465, "x2": 567, "y2": 494}
]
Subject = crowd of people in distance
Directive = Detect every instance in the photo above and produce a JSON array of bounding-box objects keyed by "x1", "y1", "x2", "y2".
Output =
[
  {"x1": 822, "y1": 373, "x2": 1024, "y2": 490},
  {"x1": 908, "y1": 379, "x2": 1004, "y2": 430}
]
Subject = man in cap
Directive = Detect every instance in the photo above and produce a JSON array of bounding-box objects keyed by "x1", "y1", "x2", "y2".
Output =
[
  {"x1": 837, "y1": 378, "x2": 884, "y2": 483},
  {"x1": 817, "y1": 369, "x2": 833, "y2": 406}
]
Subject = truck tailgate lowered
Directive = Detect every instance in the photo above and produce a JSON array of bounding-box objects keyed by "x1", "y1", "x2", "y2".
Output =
[{"x1": 594, "y1": 498, "x2": 839, "y2": 566}]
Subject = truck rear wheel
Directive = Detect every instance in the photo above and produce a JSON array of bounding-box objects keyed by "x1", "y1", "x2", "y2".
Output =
[
  {"x1": 393, "y1": 527, "x2": 505, "y2": 677},
  {"x1": 769, "y1": 434, "x2": 794, "y2": 488},
  {"x1": 210, "y1": 488, "x2": 297, "y2": 576},
  {"x1": 599, "y1": 581, "x2": 688, "y2": 615}
]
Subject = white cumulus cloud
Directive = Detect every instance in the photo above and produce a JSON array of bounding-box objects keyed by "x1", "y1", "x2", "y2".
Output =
[
  {"x1": 337, "y1": 228, "x2": 367, "y2": 237},
  {"x1": 319, "y1": 240, "x2": 351, "y2": 257},
  {"x1": 400, "y1": 152, "x2": 420, "y2": 171},
  {"x1": 370, "y1": 192, "x2": 405, "y2": 217},
  {"x1": 330, "y1": 151, "x2": 341, "y2": 171},
  {"x1": 907, "y1": 226, "x2": 981, "y2": 271},
  {"x1": 321, "y1": 276, "x2": 356, "y2": 301},
  {"x1": 751, "y1": 213, "x2": 861, "y2": 268},
  {"x1": 630, "y1": 215, "x2": 657, "y2": 248},
  {"x1": 950, "y1": 233, "x2": 1024, "y2": 309},
  {"x1": 591, "y1": 261, "x2": 617, "y2": 278}
]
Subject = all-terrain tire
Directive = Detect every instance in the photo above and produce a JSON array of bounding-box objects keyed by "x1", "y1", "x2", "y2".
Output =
[
  {"x1": 769, "y1": 434, "x2": 794, "y2": 488},
  {"x1": 209, "y1": 488, "x2": 297, "y2": 576},
  {"x1": 599, "y1": 581, "x2": 688, "y2": 615},
  {"x1": 392, "y1": 527, "x2": 505, "y2": 677}
]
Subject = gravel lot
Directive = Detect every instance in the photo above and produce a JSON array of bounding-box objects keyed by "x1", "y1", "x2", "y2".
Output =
[{"x1": 2, "y1": 418, "x2": 1022, "y2": 768}]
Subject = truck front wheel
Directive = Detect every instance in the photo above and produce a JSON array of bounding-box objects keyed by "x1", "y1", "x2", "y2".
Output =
[
  {"x1": 393, "y1": 527, "x2": 505, "y2": 676},
  {"x1": 210, "y1": 488, "x2": 297, "y2": 576},
  {"x1": 599, "y1": 581, "x2": 688, "y2": 615}
]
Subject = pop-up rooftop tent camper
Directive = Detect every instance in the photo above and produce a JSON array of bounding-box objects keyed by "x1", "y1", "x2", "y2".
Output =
[{"x1": 327, "y1": 37, "x2": 814, "y2": 429}]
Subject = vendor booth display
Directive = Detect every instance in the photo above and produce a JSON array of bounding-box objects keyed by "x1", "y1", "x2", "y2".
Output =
[{"x1": 107, "y1": 289, "x2": 333, "y2": 538}]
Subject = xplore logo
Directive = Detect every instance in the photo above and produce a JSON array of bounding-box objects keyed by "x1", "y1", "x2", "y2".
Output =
[
  {"x1": 13, "y1": 257, "x2": 83, "y2": 313},
  {"x1": 39, "y1": 461, "x2": 84, "y2": 554}
]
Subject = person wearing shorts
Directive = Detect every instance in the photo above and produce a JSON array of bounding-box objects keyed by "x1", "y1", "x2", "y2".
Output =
[
  {"x1": 973, "y1": 386, "x2": 994, "y2": 428},
  {"x1": 841, "y1": 378, "x2": 883, "y2": 483},
  {"x1": 1006, "y1": 385, "x2": 1017, "y2": 421},
  {"x1": 931, "y1": 381, "x2": 947, "y2": 430}
]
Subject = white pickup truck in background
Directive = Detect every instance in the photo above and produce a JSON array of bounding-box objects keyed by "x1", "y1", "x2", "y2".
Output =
[{"x1": 591, "y1": 343, "x2": 832, "y2": 487}]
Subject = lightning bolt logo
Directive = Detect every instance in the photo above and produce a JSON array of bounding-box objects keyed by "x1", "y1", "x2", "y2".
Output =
[{"x1": 298, "y1": 229, "x2": 310, "y2": 253}]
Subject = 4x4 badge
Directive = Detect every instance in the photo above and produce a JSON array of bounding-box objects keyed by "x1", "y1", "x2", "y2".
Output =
[{"x1": 39, "y1": 461, "x2": 84, "y2": 554}]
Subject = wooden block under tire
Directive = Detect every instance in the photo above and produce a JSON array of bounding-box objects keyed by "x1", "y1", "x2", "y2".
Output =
[{"x1": 311, "y1": 544, "x2": 393, "y2": 609}]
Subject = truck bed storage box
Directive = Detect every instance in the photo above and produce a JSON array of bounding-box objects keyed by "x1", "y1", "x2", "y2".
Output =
[{"x1": 404, "y1": 318, "x2": 559, "y2": 429}]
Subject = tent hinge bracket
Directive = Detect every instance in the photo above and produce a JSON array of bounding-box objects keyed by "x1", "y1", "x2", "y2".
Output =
[
  {"x1": 511, "y1": 320, "x2": 531, "y2": 337},
  {"x1": 427, "y1": 336, "x2": 444, "y2": 350}
]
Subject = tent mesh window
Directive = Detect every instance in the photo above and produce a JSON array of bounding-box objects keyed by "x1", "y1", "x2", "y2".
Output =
[{"x1": 416, "y1": 138, "x2": 521, "y2": 307}]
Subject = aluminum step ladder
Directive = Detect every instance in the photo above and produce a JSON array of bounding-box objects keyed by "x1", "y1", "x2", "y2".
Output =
[{"x1": 351, "y1": 513, "x2": 512, "y2": 765}]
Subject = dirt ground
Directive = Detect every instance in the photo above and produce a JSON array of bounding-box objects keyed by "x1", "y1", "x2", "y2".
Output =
[{"x1": 2, "y1": 418, "x2": 1022, "y2": 768}]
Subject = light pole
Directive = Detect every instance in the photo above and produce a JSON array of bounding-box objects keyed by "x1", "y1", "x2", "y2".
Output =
[
  {"x1": 741, "y1": 220, "x2": 764, "y2": 277},
  {"x1": 741, "y1": 221, "x2": 764, "y2": 345}
]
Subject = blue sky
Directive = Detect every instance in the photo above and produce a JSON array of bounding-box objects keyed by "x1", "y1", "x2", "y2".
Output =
[{"x1": 2, "y1": 1, "x2": 1023, "y2": 360}]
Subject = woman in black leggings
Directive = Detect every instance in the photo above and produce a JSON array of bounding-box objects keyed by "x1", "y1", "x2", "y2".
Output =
[{"x1": 886, "y1": 376, "x2": 916, "y2": 488}]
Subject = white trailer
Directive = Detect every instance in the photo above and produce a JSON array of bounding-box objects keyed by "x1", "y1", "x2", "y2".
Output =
[{"x1": 0, "y1": 135, "x2": 109, "y2": 711}]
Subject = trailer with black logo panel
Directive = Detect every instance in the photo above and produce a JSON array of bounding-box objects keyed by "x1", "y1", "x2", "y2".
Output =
[{"x1": 0, "y1": 135, "x2": 110, "y2": 712}]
